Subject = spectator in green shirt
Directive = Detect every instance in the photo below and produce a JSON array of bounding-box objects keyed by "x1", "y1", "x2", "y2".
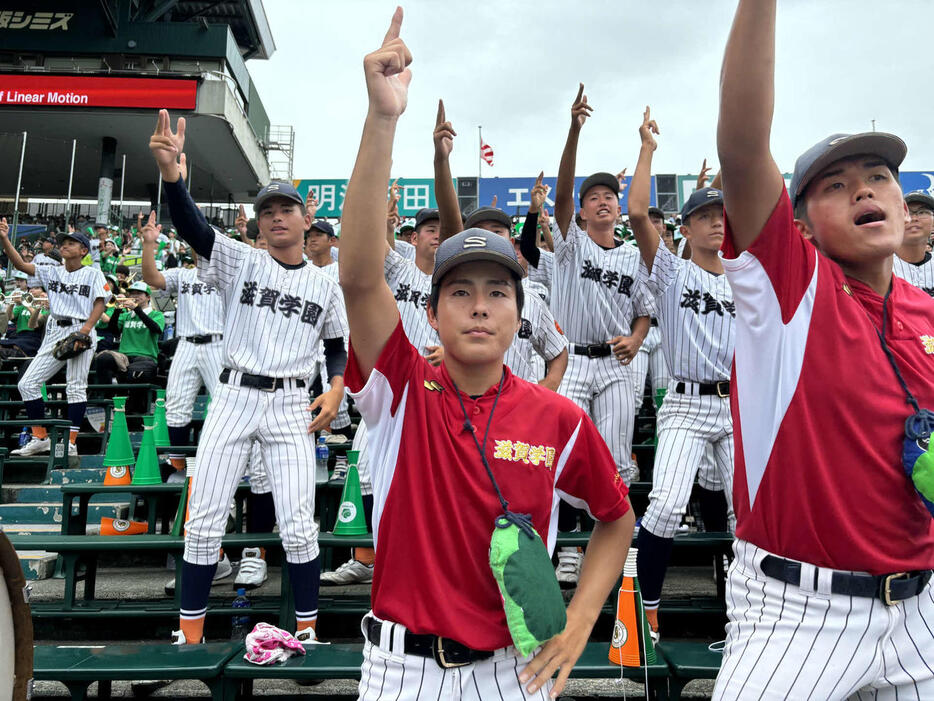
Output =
[{"x1": 94, "y1": 281, "x2": 164, "y2": 411}]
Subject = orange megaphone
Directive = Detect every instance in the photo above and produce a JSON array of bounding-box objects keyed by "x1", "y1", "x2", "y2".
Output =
[
  {"x1": 609, "y1": 547, "x2": 657, "y2": 667},
  {"x1": 103, "y1": 463, "x2": 133, "y2": 486},
  {"x1": 100, "y1": 517, "x2": 147, "y2": 536}
]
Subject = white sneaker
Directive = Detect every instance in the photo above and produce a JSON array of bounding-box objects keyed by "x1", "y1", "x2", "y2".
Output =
[
  {"x1": 171, "y1": 629, "x2": 203, "y2": 645},
  {"x1": 234, "y1": 548, "x2": 268, "y2": 590},
  {"x1": 68, "y1": 442, "x2": 78, "y2": 456},
  {"x1": 165, "y1": 554, "x2": 234, "y2": 595},
  {"x1": 320, "y1": 558, "x2": 374, "y2": 585},
  {"x1": 11, "y1": 437, "x2": 50, "y2": 456},
  {"x1": 555, "y1": 547, "x2": 582, "y2": 587},
  {"x1": 295, "y1": 627, "x2": 317, "y2": 645}
]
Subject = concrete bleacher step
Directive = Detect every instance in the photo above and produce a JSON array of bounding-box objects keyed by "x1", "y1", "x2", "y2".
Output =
[
  {"x1": 17, "y1": 550, "x2": 58, "y2": 580},
  {"x1": 0, "y1": 500, "x2": 128, "y2": 524},
  {"x1": 11, "y1": 486, "x2": 63, "y2": 502},
  {"x1": 50, "y1": 467, "x2": 106, "y2": 484}
]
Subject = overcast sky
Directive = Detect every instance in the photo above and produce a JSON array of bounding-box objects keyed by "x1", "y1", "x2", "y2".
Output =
[{"x1": 247, "y1": 1, "x2": 933, "y2": 180}]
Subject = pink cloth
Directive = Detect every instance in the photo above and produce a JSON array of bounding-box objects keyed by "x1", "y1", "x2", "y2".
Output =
[{"x1": 243, "y1": 622, "x2": 307, "y2": 665}]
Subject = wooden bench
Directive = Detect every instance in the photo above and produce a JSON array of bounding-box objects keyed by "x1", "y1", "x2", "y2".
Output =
[
  {"x1": 657, "y1": 639, "x2": 723, "y2": 700},
  {"x1": 221, "y1": 640, "x2": 672, "y2": 700},
  {"x1": 33, "y1": 642, "x2": 238, "y2": 700}
]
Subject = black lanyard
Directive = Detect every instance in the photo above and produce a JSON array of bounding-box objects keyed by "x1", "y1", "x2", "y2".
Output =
[
  {"x1": 451, "y1": 372, "x2": 535, "y2": 538},
  {"x1": 862, "y1": 284, "x2": 934, "y2": 440}
]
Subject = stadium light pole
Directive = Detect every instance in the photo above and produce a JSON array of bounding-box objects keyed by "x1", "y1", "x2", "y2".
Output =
[
  {"x1": 8, "y1": 132, "x2": 27, "y2": 281},
  {"x1": 156, "y1": 170, "x2": 163, "y2": 224},
  {"x1": 118, "y1": 153, "x2": 126, "y2": 226},
  {"x1": 65, "y1": 139, "x2": 76, "y2": 227}
]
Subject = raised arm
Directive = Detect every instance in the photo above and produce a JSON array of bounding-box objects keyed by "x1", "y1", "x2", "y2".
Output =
[
  {"x1": 717, "y1": 0, "x2": 785, "y2": 253},
  {"x1": 0, "y1": 219, "x2": 36, "y2": 276},
  {"x1": 433, "y1": 100, "x2": 462, "y2": 242},
  {"x1": 140, "y1": 211, "x2": 167, "y2": 290},
  {"x1": 628, "y1": 107, "x2": 662, "y2": 274},
  {"x1": 520, "y1": 173, "x2": 548, "y2": 268},
  {"x1": 554, "y1": 84, "x2": 592, "y2": 236},
  {"x1": 339, "y1": 7, "x2": 412, "y2": 380}
]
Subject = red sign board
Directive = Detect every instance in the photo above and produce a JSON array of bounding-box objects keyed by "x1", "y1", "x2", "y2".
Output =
[{"x1": 0, "y1": 74, "x2": 198, "y2": 109}]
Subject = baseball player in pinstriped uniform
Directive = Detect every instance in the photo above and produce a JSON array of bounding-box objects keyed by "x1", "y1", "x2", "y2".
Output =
[
  {"x1": 628, "y1": 108, "x2": 736, "y2": 641},
  {"x1": 1, "y1": 224, "x2": 109, "y2": 458},
  {"x1": 26, "y1": 236, "x2": 63, "y2": 290},
  {"x1": 713, "y1": 2, "x2": 934, "y2": 697},
  {"x1": 150, "y1": 110, "x2": 349, "y2": 646},
  {"x1": 340, "y1": 15, "x2": 634, "y2": 698},
  {"x1": 893, "y1": 191, "x2": 934, "y2": 295}
]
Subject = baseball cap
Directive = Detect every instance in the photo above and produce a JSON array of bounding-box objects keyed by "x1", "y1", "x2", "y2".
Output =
[
  {"x1": 128, "y1": 281, "x2": 151, "y2": 294},
  {"x1": 59, "y1": 231, "x2": 91, "y2": 250},
  {"x1": 43, "y1": 235, "x2": 56, "y2": 244},
  {"x1": 464, "y1": 207, "x2": 512, "y2": 231},
  {"x1": 905, "y1": 190, "x2": 934, "y2": 210},
  {"x1": 648, "y1": 206, "x2": 665, "y2": 219},
  {"x1": 790, "y1": 132, "x2": 907, "y2": 209},
  {"x1": 578, "y1": 172, "x2": 619, "y2": 204},
  {"x1": 680, "y1": 188, "x2": 724, "y2": 221},
  {"x1": 12, "y1": 270, "x2": 27, "y2": 280},
  {"x1": 310, "y1": 220, "x2": 335, "y2": 237},
  {"x1": 415, "y1": 208, "x2": 440, "y2": 230},
  {"x1": 254, "y1": 181, "x2": 304, "y2": 213},
  {"x1": 246, "y1": 218, "x2": 259, "y2": 241},
  {"x1": 432, "y1": 228, "x2": 525, "y2": 285}
]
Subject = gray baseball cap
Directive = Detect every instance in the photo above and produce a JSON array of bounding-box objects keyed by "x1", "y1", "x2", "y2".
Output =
[
  {"x1": 254, "y1": 181, "x2": 304, "y2": 213},
  {"x1": 578, "y1": 172, "x2": 619, "y2": 204},
  {"x1": 432, "y1": 228, "x2": 524, "y2": 285},
  {"x1": 790, "y1": 132, "x2": 906, "y2": 209},
  {"x1": 680, "y1": 188, "x2": 723, "y2": 221},
  {"x1": 905, "y1": 190, "x2": 934, "y2": 210},
  {"x1": 648, "y1": 206, "x2": 665, "y2": 219},
  {"x1": 464, "y1": 207, "x2": 512, "y2": 231}
]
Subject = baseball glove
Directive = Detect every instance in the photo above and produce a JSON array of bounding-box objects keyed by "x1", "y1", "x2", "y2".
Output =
[{"x1": 52, "y1": 331, "x2": 92, "y2": 361}]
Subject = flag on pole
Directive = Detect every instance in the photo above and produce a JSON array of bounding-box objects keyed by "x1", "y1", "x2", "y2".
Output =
[{"x1": 480, "y1": 139, "x2": 494, "y2": 166}]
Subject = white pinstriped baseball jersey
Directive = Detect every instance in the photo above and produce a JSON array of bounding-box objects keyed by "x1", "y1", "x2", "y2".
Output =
[
  {"x1": 34, "y1": 264, "x2": 109, "y2": 320},
  {"x1": 893, "y1": 253, "x2": 934, "y2": 297},
  {"x1": 27, "y1": 252, "x2": 63, "y2": 289},
  {"x1": 527, "y1": 248, "x2": 553, "y2": 299},
  {"x1": 162, "y1": 267, "x2": 224, "y2": 338},
  {"x1": 641, "y1": 244, "x2": 734, "y2": 383},
  {"x1": 552, "y1": 220, "x2": 654, "y2": 345},
  {"x1": 393, "y1": 238, "x2": 416, "y2": 261},
  {"x1": 383, "y1": 247, "x2": 439, "y2": 354},
  {"x1": 504, "y1": 280, "x2": 567, "y2": 382},
  {"x1": 197, "y1": 234, "x2": 348, "y2": 378}
]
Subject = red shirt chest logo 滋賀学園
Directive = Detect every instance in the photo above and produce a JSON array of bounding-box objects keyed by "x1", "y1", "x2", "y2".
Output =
[{"x1": 492, "y1": 439, "x2": 556, "y2": 471}]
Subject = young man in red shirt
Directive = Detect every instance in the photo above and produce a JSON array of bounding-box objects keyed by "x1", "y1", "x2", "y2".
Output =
[
  {"x1": 714, "y1": 1, "x2": 934, "y2": 698},
  {"x1": 338, "y1": 9, "x2": 634, "y2": 699}
]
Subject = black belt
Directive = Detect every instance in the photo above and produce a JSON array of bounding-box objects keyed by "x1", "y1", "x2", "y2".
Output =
[
  {"x1": 760, "y1": 555, "x2": 932, "y2": 606},
  {"x1": 218, "y1": 368, "x2": 305, "y2": 392},
  {"x1": 674, "y1": 380, "x2": 730, "y2": 398},
  {"x1": 364, "y1": 617, "x2": 493, "y2": 669},
  {"x1": 572, "y1": 343, "x2": 611, "y2": 358},
  {"x1": 55, "y1": 318, "x2": 80, "y2": 327},
  {"x1": 185, "y1": 334, "x2": 223, "y2": 344},
  {"x1": 650, "y1": 318, "x2": 658, "y2": 327}
]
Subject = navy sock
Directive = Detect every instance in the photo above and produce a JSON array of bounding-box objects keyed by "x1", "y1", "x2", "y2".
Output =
[
  {"x1": 697, "y1": 486, "x2": 729, "y2": 532},
  {"x1": 636, "y1": 528, "x2": 675, "y2": 606},
  {"x1": 179, "y1": 559, "x2": 218, "y2": 619},
  {"x1": 246, "y1": 492, "x2": 276, "y2": 533},
  {"x1": 362, "y1": 494, "x2": 374, "y2": 533},
  {"x1": 287, "y1": 557, "x2": 321, "y2": 625},
  {"x1": 168, "y1": 424, "x2": 191, "y2": 447},
  {"x1": 558, "y1": 501, "x2": 581, "y2": 533},
  {"x1": 67, "y1": 402, "x2": 87, "y2": 433},
  {"x1": 24, "y1": 398, "x2": 44, "y2": 421}
]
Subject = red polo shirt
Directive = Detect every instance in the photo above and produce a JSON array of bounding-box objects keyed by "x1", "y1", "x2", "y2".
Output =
[
  {"x1": 345, "y1": 319, "x2": 629, "y2": 651},
  {"x1": 721, "y1": 188, "x2": 934, "y2": 574}
]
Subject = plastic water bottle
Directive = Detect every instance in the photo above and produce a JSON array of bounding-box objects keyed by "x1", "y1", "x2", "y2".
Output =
[
  {"x1": 315, "y1": 437, "x2": 330, "y2": 483},
  {"x1": 231, "y1": 588, "x2": 251, "y2": 640},
  {"x1": 18, "y1": 427, "x2": 30, "y2": 447},
  {"x1": 164, "y1": 322, "x2": 175, "y2": 340}
]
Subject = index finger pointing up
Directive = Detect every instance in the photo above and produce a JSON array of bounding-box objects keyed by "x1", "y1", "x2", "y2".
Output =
[
  {"x1": 535, "y1": 171, "x2": 544, "y2": 187},
  {"x1": 239, "y1": 204, "x2": 246, "y2": 218},
  {"x1": 575, "y1": 83, "x2": 584, "y2": 103},
  {"x1": 383, "y1": 6, "x2": 404, "y2": 46},
  {"x1": 436, "y1": 98, "x2": 445, "y2": 126},
  {"x1": 148, "y1": 210, "x2": 157, "y2": 228}
]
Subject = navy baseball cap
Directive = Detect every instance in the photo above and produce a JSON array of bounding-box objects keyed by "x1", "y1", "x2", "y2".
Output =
[
  {"x1": 648, "y1": 206, "x2": 665, "y2": 219},
  {"x1": 905, "y1": 190, "x2": 934, "y2": 210},
  {"x1": 680, "y1": 188, "x2": 723, "y2": 221},
  {"x1": 790, "y1": 132, "x2": 906, "y2": 209},
  {"x1": 579, "y1": 172, "x2": 619, "y2": 204},
  {"x1": 309, "y1": 220, "x2": 335, "y2": 237},
  {"x1": 415, "y1": 208, "x2": 440, "y2": 229},
  {"x1": 464, "y1": 207, "x2": 512, "y2": 231},
  {"x1": 432, "y1": 228, "x2": 525, "y2": 285},
  {"x1": 254, "y1": 181, "x2": 304, "y2": 213},
  {"x1": 59, "y1": 231, "x2": 91, "y2": 250}
]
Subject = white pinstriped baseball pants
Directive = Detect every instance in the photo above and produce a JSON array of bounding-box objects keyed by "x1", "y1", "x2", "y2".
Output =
[
  {"x1": 640, "y1": 384, "x2": 735, "y2": 538},
  {"x1": 714, "y1": 539, "x2": 934, "y2": 700},
  {"x1": 165, "y1": 339, "x2": 224, "y2": 427},
  {"x1": 18, "y1": 321, "x2": 96, "y2": 403},
  {"x1": 183, "y1": 376, "x2": 318, "y2": 565},
  {"x1": 357, "y1": 613, "x2": 552, "y2": 700}
]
